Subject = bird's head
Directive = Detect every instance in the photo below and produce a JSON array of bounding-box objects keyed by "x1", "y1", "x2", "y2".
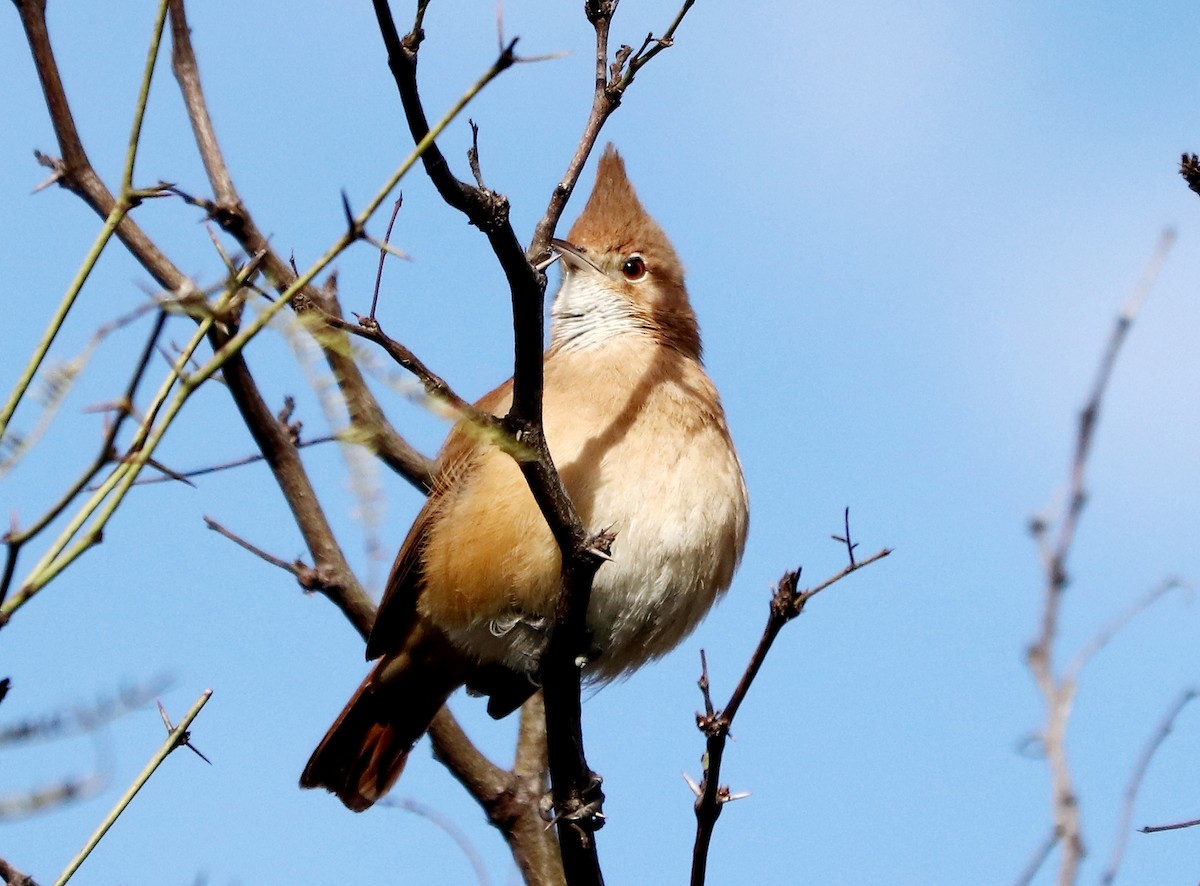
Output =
[{"x1": 550, "y1": 145, "x2": 701, "y2": 361}]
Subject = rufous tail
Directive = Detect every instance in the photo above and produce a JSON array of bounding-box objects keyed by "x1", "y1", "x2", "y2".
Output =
[{"x1": 300, "y1": 650, "x2": 464, "y2": 812}]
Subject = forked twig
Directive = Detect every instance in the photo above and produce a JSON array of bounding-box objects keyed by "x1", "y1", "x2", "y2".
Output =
[{"x1": 690, "y1": 529, "x2": 891, "y2": 886}]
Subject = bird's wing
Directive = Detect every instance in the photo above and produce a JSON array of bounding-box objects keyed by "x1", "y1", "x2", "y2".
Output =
[{"x1": 364, "y1": 378, "x2": 515, "y2": 661}]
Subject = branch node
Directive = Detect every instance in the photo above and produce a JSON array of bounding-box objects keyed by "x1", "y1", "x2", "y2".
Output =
[{"x1": 1180, "y1": 152, "x2": 1200, "y2": 197}]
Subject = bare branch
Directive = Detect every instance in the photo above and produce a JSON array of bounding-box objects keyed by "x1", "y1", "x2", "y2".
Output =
[
  {"x1": 203, "y1": 516, "x2": 336, "y2": 597},
  {"x1": 1064, "y1": 579, "x2": 1185, "y2": 685},
  {"x1": 528, "y1": 0, "x2": 699, "y2": 259},
  {"x1": 369, "y1": 6, "x2": 622, "y2": 877},
  {"x1": 1023, "y1": 229, "x2": 1175, "y2": 885},
  {"x1": 2, "y1": 311, "x2": 167, "y2": 609},
  {"x1": 0, "y1": 773, "x2": 109, "y2": 823},
  {"x1": 319, "y1": 314, "x2": 494, "y2": 434}
]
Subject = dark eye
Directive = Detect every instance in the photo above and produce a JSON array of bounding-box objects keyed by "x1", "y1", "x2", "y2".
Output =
[{"x1": 621, "y1": 254, "x2": 647, "y2": 281}]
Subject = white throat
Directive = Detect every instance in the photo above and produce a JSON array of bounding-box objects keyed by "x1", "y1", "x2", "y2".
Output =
[{"x1": 550, "y1": 271, "x2": 643, "y2": 352}]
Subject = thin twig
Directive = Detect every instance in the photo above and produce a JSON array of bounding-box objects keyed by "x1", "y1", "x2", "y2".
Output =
[
  {"x1": 1, "y1": 310, "x2": 166, "y2": 608},
  {"x1": 1141, "y1": 817, "x2": 1200, "y2": 834},
  {"x1": 203, "y1": 516, "x2": 328, "y2": 592},
  {"x1": 0, "y1": 773, "x2": 109, "y2": 823},
  {"x1": 370, "y1": 196, "x2": 404, "y2": 319},
  {"x1": 126, "y1": 435, "x2": 338, "y2": 486},
  {"x1": 319, "y1": 315, "x2": 481, "y2": 421},
  {"x1": 1064, "y1": 579, "x2": 1184, "y2": 686},
  {"x1": 528, "y1": 0, "x2": 698, "y2": 260},
  {"x1": 831, "y1": 506, "x2": 857, "y2": 568},
  {"x1": 386, "y1": 798, "x2": 491, "y2": 886},
  {"x1": 1103, "y1": 688, "x2": 1199, "y2": 883},
  {"x1": 1, "y1": 0, "x2": 172, "y2": 446}
]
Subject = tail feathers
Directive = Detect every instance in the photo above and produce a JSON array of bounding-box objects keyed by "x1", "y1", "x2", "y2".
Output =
[{"x1": 300, "y1": 656, "x2": 462, "y2": 811}]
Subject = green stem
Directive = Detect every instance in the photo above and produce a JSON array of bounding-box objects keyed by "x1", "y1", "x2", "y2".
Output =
[
  {"x1": 0, "y1": 202, "x2": 129, "y2": 444},
  {"x1": 121, "y1": 0, "x2": 171, "y2": 191},
  {"x1": 53, "y1": 689, "x2": 212, "y2": 886}
]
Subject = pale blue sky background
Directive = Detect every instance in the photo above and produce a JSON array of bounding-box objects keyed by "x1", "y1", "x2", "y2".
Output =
[{"x1": 3, "y1": 2, "x2": 1200, "y2": 884}]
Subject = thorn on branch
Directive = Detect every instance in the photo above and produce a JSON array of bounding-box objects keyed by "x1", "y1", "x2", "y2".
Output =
[
  {"x1": 467, "y1": 120, "x2": 486, "y2": 189},
  {"x1": 583, "y1": 525, "x2": 617, "y2": 564},
  {"x1": 156, "y1": 699, "x2": 211, "y2": 764},
  {"x1": 31, "y1": 149, "x2": 65, "y2": 193},
  {"x1": 697, "y1": 650, "x2": 715, "y2": 719},
  {"x1": 540, "y1": 773, "x2": 606, "y2": 842},
  {"x1": 340, "y1": 191, "x2": 366, "y2": 242},
  {"x1": 277, "y1": 396, "x2": 302, "y2": 446}
]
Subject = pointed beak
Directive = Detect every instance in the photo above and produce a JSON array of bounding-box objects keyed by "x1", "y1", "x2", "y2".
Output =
[{"x1": 550, "y1": 238, "x2": 605, "y2": 275}]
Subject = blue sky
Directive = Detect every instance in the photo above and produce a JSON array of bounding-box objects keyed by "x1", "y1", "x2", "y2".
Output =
[{"x1": 3, "y1": 1, "x2": 1200, "y2": 884}]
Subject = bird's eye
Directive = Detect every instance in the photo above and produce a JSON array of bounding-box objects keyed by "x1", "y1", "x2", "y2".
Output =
[{"x1": 621, "y1": 255, "x2": 647, "y2": 281}]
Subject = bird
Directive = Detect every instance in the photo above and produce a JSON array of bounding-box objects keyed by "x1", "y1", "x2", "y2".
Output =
[{"x1": 300, "y1": 144, "x2": 749, "y2": 811}]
